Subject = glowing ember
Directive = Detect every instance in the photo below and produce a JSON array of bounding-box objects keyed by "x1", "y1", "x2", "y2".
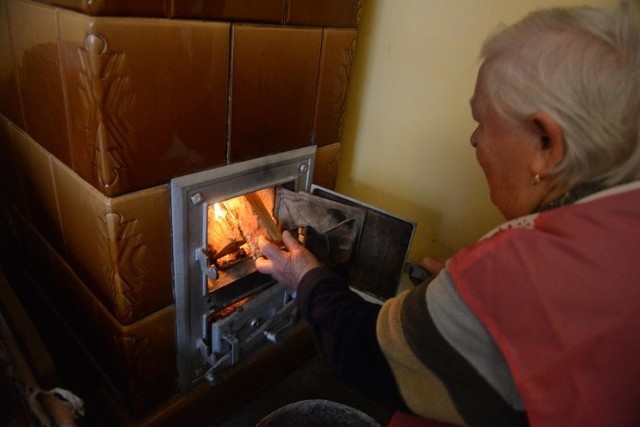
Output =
[{"x1": 208, "y1": 296, "x2": 251, "y2": 322}]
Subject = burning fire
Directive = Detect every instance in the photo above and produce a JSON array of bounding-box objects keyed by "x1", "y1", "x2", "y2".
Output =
[
  {"x1": 213, "y1": 202, "x2": 226, "y2": 219},
  {"x1": 206, "y1": 189, "x2": 280, "y2": 292},
  {"x1": 207, "y1": 296, "x2": 251, "y2": 322}
]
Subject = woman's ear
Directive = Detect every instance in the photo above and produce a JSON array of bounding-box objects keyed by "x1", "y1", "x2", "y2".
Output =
[{"x1": 528, "y1": 111, "x2": 565, "y2": 176}]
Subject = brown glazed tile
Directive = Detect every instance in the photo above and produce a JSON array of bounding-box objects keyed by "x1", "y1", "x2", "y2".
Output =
[
  {"x1": 0, "y1": 2, "x2": 24, "y2": 127},
  {"x1": 107, "y1": 186, "x2": 174, "y2": 320},
  {"x1": 34, "y1": 0, "x2": 169, "y2": 17},
  {"x1": 313, "y1": 29, "x2": 357, "y2": 147},
  {"x1": 0, "y1": 201, "x2": 23, "y2": 272},
  {"x1": 11, "y1": 210, "x2": 56, "y2": 294},
  {"x1": 171, "y1": 0, "x2": 285, "y2": 23},
  {"x1": 313, "y1": 142, "x2": 341, "y2": 190},
  {"x1": 58, "y1": 11, "x2": 229, "y2": 197},
  {"x1": 10, "y1": 201, "x2": 177, "y2": 415},
  {"x1": 49, "y1": 245, "x2": 100, "y2": 355},
  {"x1": 93, "y1": 304, "x2": 177, "y2": 416},
  {"x1": 287, "y1": 0, "x2": 363, "y2": 28},
  {"x1": 50, "y1": 239, "x2": 177, "y2": 415},
  {"x1": 230, "y1": 25, "x2": 322, "y2": 162},
  {"x1": 7, "y1": 0, "x2": 71, "y2": 165},
  {"x1": 53, "y1": 156, "x2": 173, "y2": 325},
  {"x1": 10, "y1": 124, "x2": 66, "y2": 253},
  {"x1": 0, "y1": 117, "x2": 25, "y2": 209}
]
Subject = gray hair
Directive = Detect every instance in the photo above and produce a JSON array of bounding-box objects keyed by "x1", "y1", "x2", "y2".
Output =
[{"x1": 479, "y1": 2, "x2": 640, "y2": 189}]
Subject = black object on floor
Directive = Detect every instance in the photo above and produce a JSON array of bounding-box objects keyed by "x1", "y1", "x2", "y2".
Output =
[{"x1": 216, "y1": 354, "x2": 395, "y2": 427}]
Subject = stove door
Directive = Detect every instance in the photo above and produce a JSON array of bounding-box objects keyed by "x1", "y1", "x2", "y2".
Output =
[{"x1": 275, "y1": 186, "x2": 416, "y2": 301}]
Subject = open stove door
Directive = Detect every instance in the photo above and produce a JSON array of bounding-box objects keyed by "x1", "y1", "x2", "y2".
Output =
[{"x1": 275, "y1": 185, "x2": 416, "y2": 301}]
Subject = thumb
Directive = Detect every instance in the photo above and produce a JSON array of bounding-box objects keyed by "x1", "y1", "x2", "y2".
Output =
[{"x1": 281, "y1": 230, "x2": 302, "y2": 251}]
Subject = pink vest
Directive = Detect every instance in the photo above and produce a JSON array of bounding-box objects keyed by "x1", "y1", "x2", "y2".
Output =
[{"x1": 449, "y1": 186, "x2": 640, "y2": 426}]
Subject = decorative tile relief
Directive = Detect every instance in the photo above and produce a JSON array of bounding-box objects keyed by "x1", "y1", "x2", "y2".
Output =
[
  {"x1": 313, "y1": 29, "x2": 357, "y2": 147},
  {"x1": 47, "y1": 221, "x2": 177, "y2": 415},
  {"x1": 99, "y1": 211, "x2": 146, "y2": 324},
  {"x1": 58, "y1": 10, "x2": 230, "y2": 197},
  {"x1": 52, "y1": 154, "x2": 173, "y2": 325},
  {"x1": 50, "y1": 236, "x2": 178, "y2": 415},
  {"x1": 77, "y1": 32, "x2": 136, "y2": 194}
]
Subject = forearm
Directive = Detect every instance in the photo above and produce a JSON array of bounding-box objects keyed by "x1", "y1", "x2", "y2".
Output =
[{"x1": 297, "y1": 266, "x2": 409, "y2": 411}]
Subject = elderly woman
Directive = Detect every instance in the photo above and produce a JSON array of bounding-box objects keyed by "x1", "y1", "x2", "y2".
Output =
[{"x1": 256, "y1": 3, "x2": 640, "y2": 426}]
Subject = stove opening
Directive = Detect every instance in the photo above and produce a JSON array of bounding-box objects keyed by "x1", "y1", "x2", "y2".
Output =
[{"x1": 205, "y1": 187, "x2": 282, "y2": 293}]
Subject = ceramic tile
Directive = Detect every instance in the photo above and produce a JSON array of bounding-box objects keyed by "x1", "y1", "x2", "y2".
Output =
[
  {"x1": 7, "y1": 0, "x2": 71, "y2": 165},
  {"x1": 10, "y1": 124, "x2": 65, "y2": 253},
  {"x1": 313, "y1": 142, "x2": 341, "y2": 190},
  {"x1": 11, "y1": 209, "x2": 56, "y2": 292},
  {"x1": 53, "y1": 156, "x2": 174, "y2": 325},
  {"x1": 313, "y1": 29, "x2": 357, "y2": 147},
  {"x1": 49, "y1": 239, "x2": 178, "y2": 415},
  {"x1": 36, "y1": 0, "x2": 169, "y2": 17},
  {"x1": 49, "y1": 245, "x2": 100, "y2": 354},
  {"x1": 0, "y1": 1, "x2": 24, "y2": 127},
  {"x1": 0, "y1": 200, "x2": 21, "y2": 271},
  {"x1": 12, "y1": 202, "x2": 177, "y2": 415},
  {"x1": 171, "y1": 0, "x2": 285, "y2": 23},
  {"x1": 26, "y1": 0, "x2": 363, "y2": 27},
  {"x1": 230, "y1": 25, "x2": 322, "y2": 162},
  {"x1": 0, "y1": 116, "x2": 25, "y2": 209},
  {"x1": 93, "y1": 303, "x2": 177, "y2": 416},
  {"x1": 58, "y1": 11, "x2": 230, "y2": 197},
  {"x1": 108, "y1": 186, "x2": 174, "y2": 321},
  {"x1": 287, "y1": 0, "x2": 363, "y2": 28}
]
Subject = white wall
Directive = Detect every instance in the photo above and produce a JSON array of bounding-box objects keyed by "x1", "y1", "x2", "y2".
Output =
[{"x1": 338, "y1": 0, "x2": 617, "y2": 260}]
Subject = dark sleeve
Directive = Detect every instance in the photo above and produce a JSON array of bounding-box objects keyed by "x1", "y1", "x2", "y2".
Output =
[{"x1": 296, "y1": 266, "x2": 410, "y2": 412}]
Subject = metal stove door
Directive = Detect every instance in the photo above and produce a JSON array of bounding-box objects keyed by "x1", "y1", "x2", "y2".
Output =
[{"x1": 275, "y1": 185, "x2": 416, "y2": 301}]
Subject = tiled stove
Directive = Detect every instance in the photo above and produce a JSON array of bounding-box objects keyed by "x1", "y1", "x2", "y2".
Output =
[{"x1": 0, "y1": 0, "x2": 362, "y2": 424}]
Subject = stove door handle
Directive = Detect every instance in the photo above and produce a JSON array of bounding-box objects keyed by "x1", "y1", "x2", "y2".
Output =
[{"x1": 196, "y1": 247, "x2": 219, "y2": 280}]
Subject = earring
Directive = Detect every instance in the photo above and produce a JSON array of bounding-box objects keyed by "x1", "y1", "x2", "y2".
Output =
[{"x1": 533, "y1": 174, "x2": 542, "y2": 185}]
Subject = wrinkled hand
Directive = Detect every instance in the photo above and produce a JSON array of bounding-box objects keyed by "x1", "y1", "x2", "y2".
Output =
[{"x1": 255, "y1": 230, "x2": 320, "y2": 290}]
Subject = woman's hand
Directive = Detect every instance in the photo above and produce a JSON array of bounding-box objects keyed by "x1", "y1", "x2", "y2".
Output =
[
  {"x1": 408, "y1": 257, "x2": 445, "y2": 286},
  {"x1": 415, "y1": 256, "x2": 445, "y2": 276},
  {"x1": 255, "y1": 230, "x2": 321, "y2": 290}
]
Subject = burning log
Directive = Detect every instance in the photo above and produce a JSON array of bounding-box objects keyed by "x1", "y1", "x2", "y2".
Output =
[{"x1": 207, "y1": 188, "x2": 281, "y2": 265}]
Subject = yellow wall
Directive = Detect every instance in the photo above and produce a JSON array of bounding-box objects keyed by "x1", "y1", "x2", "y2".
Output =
[{"x1": 338, "y1": 0, "x2": 617, "y2": 260}]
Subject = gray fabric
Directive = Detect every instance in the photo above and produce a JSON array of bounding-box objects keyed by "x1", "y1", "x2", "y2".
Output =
[
  {"x1": 256, "y1": 399, "x2": 381, "y2": 427},
  {"x1": 426, "y1": 269, "x2": 525, "y2": 411}
]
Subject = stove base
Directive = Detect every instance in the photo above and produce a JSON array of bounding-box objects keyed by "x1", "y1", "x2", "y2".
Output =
[{"x1": 98, "y1": 322, "x2": 315, "y2": 427}]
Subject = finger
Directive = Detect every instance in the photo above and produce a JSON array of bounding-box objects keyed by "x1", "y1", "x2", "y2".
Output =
[
  {"x1": 281, "y1": 230, "x2": 302, "y2": 251},
  {"x1": 258, "y1": 235, "x2": 271, "y2": 251},
  {"x1": 416, "y1": 257, "x2": 445, "y2": 274},
  {"x1": 258, "y1": 236, "x2": 281, "y2": 259},
  {"x1": 255, "y1": 257, "x2": 272, "y2": 274}
]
